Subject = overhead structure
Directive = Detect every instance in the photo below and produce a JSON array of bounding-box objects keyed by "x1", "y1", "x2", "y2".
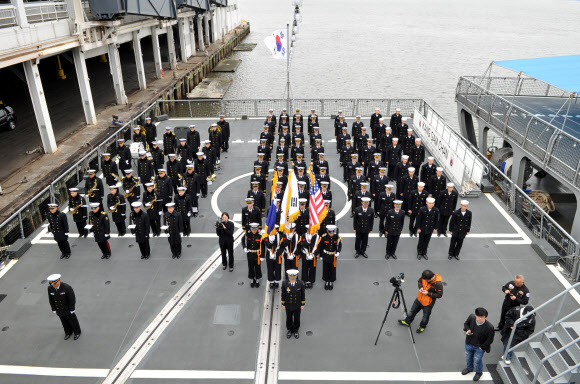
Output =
[
  {"x1": 210, "y1": 0, "x2": 228, "y2": 6},
  {"x1": 88, "y1": 0, "x2": 178, "y2": 20},
  {"x1": 176, "y1": 0, "x2": 210, "y2": 11}
]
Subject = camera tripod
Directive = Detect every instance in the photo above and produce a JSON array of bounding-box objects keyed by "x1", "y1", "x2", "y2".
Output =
[{"x1": 374, "y1": 284, "x2": 415, "y2": 345}]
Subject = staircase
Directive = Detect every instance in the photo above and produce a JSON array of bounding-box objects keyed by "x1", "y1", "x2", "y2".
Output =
[{"x1": 497, "y1": 282, "x2": 580, "y2": 384}]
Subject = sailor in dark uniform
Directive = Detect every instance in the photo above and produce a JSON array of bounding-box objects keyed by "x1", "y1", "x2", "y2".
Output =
[
  {"x1": 370, "y1": 108, "x2": 382, "y2": 141},
  {"x1": 310, "y1": 126, "x2": 322, "y2": 150},
  {"x1": 122, "y1": 169, "x2": 141, "y2": 206},
  {"x1": 314, "y1": 225, "x2": 342, "y2": 291},
  {"x1": 343, "y1": 149, "x2": 358, "y2": 182},
  {"x1": 137, "y1": 150, "x2": 156, "y2": 184},
  {"x1": 429, "y1": 167, "x2": 447, "y2": 198},
  {"x1": 88, "y1": 202, "x2": 111, "y2": 259},
  {"x1": 293, "y1": 154, "x2": 307, "y2": 176},
  {"x1": 265, "y1": 226, "x2": 285, "y2": 288},
  {"x1": 67, "y1": 188, "x2": 88, "y2": 238},
  {"x1": 280, "y1": 223, "x2": 302, "y2": 276},
  {"x1": 85, "y1": 169, "x2": 104, "y2": 208},
  {"x1": 295, "y1": 199, "x2": 310, "y2": 237},
  {"x1": 218, "y1": 114, "x2": 230, "y2": 152},
  {"x1": 163, "y1": 126, "x2": 177, "y2": 156},
  {"x1": 276, "y1": 141, "x2": 289, "y2": 165},
  {"x1": 378, "y1": 184, "x2": 396, "y2": 236},
  {"x1": 397, "y1": 116, "x2": 409, "y2": 141},
  {"x1": 155, "y1": 168, "x2": 173, "y2": 211},
  {"x1": 47, "y1": 274, "x2": 81, "y2": 340},
  {"x1": 101, "y1": 153, "x2": 119, "y2": 186},
  {"x1": 410, "y1": 138, "x2": 426, "y2": 169},
  {"x1": 183, "y1": 164, "x2": 200, "y2": 217},
  {"x1": 257, "y1": 139, "x2": 271, "y2": 163},
  {"x1": 292, "y1": 126, "x2": 305, "y2": 149},
  {"x1": 255, "y1": 153, "x2": 270, "y2": 183},
  {"x1": 353, "y1": 197, "x2": 374, "y2": 259},
  {"x1": 130, "y1": 202, "x2": 151, "y2": 259},
  {"x1": 164, "y1": 202, "x2": 183, "y2": 259},
  {"x1": 313, "y1": 152, "x2": 329, "y2": 176},
  {"x1": 248, "y1": 181, "x2": 266, "y2": 216},
  {"x1": 187, "y1": 125, "x2": 200, "y2": 155},
  {"x1": 416, "y1": 197, "x2": 439, "y2": 260},
  {"x1": 117, "y1": 138, "x2": 132, "y2": 175},
  {"x1": 407, "y1": 181, "x2": 427, "y2": 237},
  {"x1": 385, "y1": 200, "x2": 405, "y2": 260},
  {"x1": 107, "y1": 184, "x2": 127, "y2": 237},
  {"x1": 354, "y1": 182, "x2": 372, "y2": 214},
  {"x1": 448, "y1": 200, "x2": 472, "y2": 260},
  {"x1": 143, "y1": 182, "x2": 162, "y2": 237},
  {"x1": 311, "y1": 139, "x2": 324, "y2": 162},
  {"x1": 356, "y1": 127, "x2": 370, "y2": 156},
  {"x1": 386, "y1": 138, "x2": 402, "y2": 178},
  {"x1": 361, "y1": 138, "x2": 376, "y2": 176},
  {"x1": 281, "y1": 269, "x2": 305, "y2": 339},
  {"x1": 47, "y1": 203, "x2": 71, "y2": 259},
  {"x1": 337, "y1": 126, "x2": 350, "y2": 154},
  {"x1": 420, "y1": 157, "x2": 437, "y2": 190},
  {"x1": 318, "y1": 200, "x2": 335, "y2": 236},
  {"x1": 241, "y1": 198, "x2": 262, "y2": 231},
  {"x1": 349, "y1": 167, "x2": 365, "y2": 208},
  {"x1": 389, "y1": 108, "x2": 402, "y2": 136},
  {"x1": 400, "y1": 167, "x2": 419, "y2": 212},
  {"x1": 150, "y1": 139, "x2": 165, "y2": 175},
  {"x1": 174, "y1": 187, "x2": 192, "y2": 236},
  {"x1": 401, "y1": 128, "x2": 416, "y2": 156},
  {"x1": 279, "y1": 116, "x2": 290, "y2": 137},
  {"x1": 300, "y1": 225, "x2": 318, "y2": 289},
  {"x1": 379, "y1": 126, "x2": 393, "y2": 160},
  {"x1": 291, "y1": 137, "x2": 304, "y2": 163},
  {"x1": 194, "y1": 152, "x2": 211, "y2": 198},
  {"x1": 372, "y1": 167, "x2": 389, "y2": 212},
  {"x1": 297, "y1": 182, "x2": 309, "y2": 209},
  {"x1": 436, "y1": 183, "x2": 459, "y2": 236},
  {"x1": 319, "y1": 181, "x2": 332, "y2": 208},
  {"x1": 375, "y1": 117, "x2": 388, "y2": 146},
  {"x1": 242, "y1": 223, "x2": 263, "y2": 288}
]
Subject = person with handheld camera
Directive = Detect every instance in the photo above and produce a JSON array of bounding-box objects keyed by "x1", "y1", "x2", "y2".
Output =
[
  {"x1": 398, "y1": 269, "x2": 443, "y2": 333},
  {"x1": 216, "y1": 212, "x2": 235, "y2": 271},
  {"x1": 462, "y1": 307, "x2": 495, "y2": 382}
]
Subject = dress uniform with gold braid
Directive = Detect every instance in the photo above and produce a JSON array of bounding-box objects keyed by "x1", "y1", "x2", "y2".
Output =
[
  {"x1": 416, "y1": 199, "x2": 440, "y2": 259},
  {"x1": 279, "y1": 226, "x2": 302, "y2": 276},
  {"x1": 241, "y1": 200, "x2": 262, "y2": 231},
  {"x1": 130, "y1": 202, "x2": 151, "y2": 259},
  {"x1": 183, "y1": 166, "x2": 200, "y2": 216},
  {"x1": 155, "y1": 170, "x2": 174, "y2": 212},
  {"x1": 195, "y1": 152, "x2": 211, "y2": 198},
  {"x1": 448, "y1": 201, "x2": 472, "y2": 260},
  {"x1": 137, "y1": 152, "x2": 155, "y2": 183},
  {"x1": 150, "y1": 141, "x2": 165, "y2": 174},
  {"x1": 247, "y1": 183, "x2": 266, "y2": 215},
  {"x1": 101, "y1": 156, "x2": 119, "y2": 186},
  {"x1": 436, "y1": 184, "x2": 459, "y2": 236},
  {"x1": 407, "y1": 184, "x2": 428, "y2": 236},
  {"x1": 166, "y1": 156, "x2": 183, "y2": 195},
  {"x1": 314, "y1": 225, "x2": 342, "y2": 290},
  {"x1": 429, "y1": 170, "x2": 447, "y2": 197},
  {"x1": 68, "y1": 189, "x2": 88, "y2": 237},
  {"x1": 47, "y1": 274, "x2": 81, "y2": 340},
  {"x1": 47, "y1": 204, "x2": 71, "y2": 259},
  {"x1": 265, "y1": 229, "x2": 286, "y2": 288},
  {"x1": 300, "y1": 229, "x2": 319, "y2": 288},
  {"x1": 89, "y1": 203, "x2": 111, "y2": 259},
  {"x1": 318, "y1": 201, "x2": 335, "y2": 236},
  {"x1": 281, "y1": 269, "x2": 305, "y2": 339},
  {"x1": 164, "y1": 203, "x2": 184, "y2": 259},
  {"x1": 107, "y1": 186, "x2": 127, "y2": 236},
  {"x1": 85, "y1": 172, "x2": 104, "y2": 206},
  {"x1": 353, "y1": 198, "x2": 374, "y2": 258},
  {"x1": 163, "y1": 128, "x2": 177, "y2": 156},
  {"x1": 241, "y1": 223, "x2": 263, "y2": 287},
  {"x1": 122, "y1": 171, "x2": 140, "y2": 205},
  {"x1": 378, "y1": 185, "x2": 396, "y2": 235},
  {"x1": 174, "y1": 188, "x2": 192, "y2": 236}
]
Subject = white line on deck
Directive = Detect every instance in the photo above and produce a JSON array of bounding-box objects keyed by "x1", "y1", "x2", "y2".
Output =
[
  {"x1": 0, "y1": 260, "x2": 18, "y2": 280},
  {"x1": 277, "y1": 371, "x2": 493, "y2": 381},
  {"x1": 484, "y1": 192, "x2": 531, "y2": 245},
  {"x1": 547, "y1": 265, "x2": 580, "y2": 305},
  {"x1": 0, "y1": 365, "x2": 109, "y2": 377},
  {"x1": 132, "y1": 370, "x2": 255, "y2": 379}
]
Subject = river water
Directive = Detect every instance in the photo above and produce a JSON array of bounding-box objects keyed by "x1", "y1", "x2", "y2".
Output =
[{"x1": 225, "y1": 0, "x2": 580, "y2": 128}]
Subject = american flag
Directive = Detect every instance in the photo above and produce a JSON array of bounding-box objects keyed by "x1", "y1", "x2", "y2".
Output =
[{"x1": 308, "y1": 168, "x2": 327, "y2": 233}]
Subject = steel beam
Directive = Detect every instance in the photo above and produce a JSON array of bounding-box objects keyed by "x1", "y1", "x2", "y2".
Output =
[
  {"x1": 23, "y1": 60, "x2": 57, "y2": 154},
  {"x1": 151, "y1": 27, "x2": 163, "y2": 78},
  {"x1": 132, "y1": 31, "x2": 147, "y2": 90},
  {"x1": 10, "y1": 0, "x2": 28, "y2": 27},
  {"x1": 72, "y1": 47, "x2": 97, "y2": 125},
  {"x1": 107, "y1": 43, "x2": 128, "y2": 104}
]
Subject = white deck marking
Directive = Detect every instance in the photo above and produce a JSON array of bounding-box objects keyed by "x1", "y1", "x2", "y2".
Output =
[
  {"x1": 132, "y1": 370, "x2": 255, "y2": 379},
  {"x1": 233, "y1": 213, "x2": 243, "y2": 221},
  {"x1": 255, "y1": 285, "x2": 274, "y2": 384},
  {"x1": 484, "y1": 193, "x2": 531, "y2": 245},
  {"x1": 338, "y1": 233, "x2": 522, "y2": 238},
  {"x1": 0, "y1": 260, "x2": 18, "y2": 280},
  {"x1": 547, "y1": 265, "x2": 580, "y2": 305},
  {"x1": 278, "y1": 371, "x2": 493, "y2": 381},
  {"x1": 0, "y1": 365, "x2": 109, "y2": 377}
]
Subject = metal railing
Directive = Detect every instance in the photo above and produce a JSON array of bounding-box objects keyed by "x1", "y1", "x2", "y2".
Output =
[
  {"x1": 462, "y1": 76, "x2": 573, "y2": 99},
  {"x1": 503, "y1": 282, "x2": 580, "y2": 383},
  {"x1": 417, "y1": 102, "x2": 486, "y2": 196},
  {"x1": 25, "y1": 1, "x2": 68, "y2": 24},
  {"x1": 456, "y1": 77, "x2": 580, "y2": 193},
  {"x1": 0, "y1": 5, "x2": 17, "y2": 28},
  {"x1": 0, "y1": 101, "x2": 158, "y2": 253},
  {"x1": 157, "y1": 98, "x2": 424, "y2": 118}
]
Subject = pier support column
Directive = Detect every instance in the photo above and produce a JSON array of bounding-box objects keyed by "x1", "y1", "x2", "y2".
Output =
[
  {"x1": 189, "y1": 16, "x2": 196, "y2": 55},
  {"x1": 203, "y1": 13, "x2": 210, "y2": 46},
  {"x1": 132, "y1": 32, "x2": 147, "y2": 90},
  {"x1": 72, "y1": 48, "x2": 97, "y2": 125},
  {"x1": 178, "y1": 18, "x2": 189, "y2": 61},
  {"x1": 167, "y1": 26, "x2": 177, "y2": 69},
  {"x1": 151, "y1": 26, "x2": 163, "y2": 78},
  {"x1": 197, "y1": 15, "x2": 205, "y2": 51},
  {"x1": 211, "y1": 7, "x2": 218, "y2": 42},
  {"x1": 107, "y1": 43, "x2": 128, "y2": 105},
  {"x1": 23, "y1": 60, "x2": 57, "y2": 154},
  {"x1": 10, "y1": 0, "x2": 28, "y2": 27}
]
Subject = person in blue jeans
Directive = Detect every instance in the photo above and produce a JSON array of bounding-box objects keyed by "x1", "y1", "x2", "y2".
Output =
[{"x1": 463, "y1": 307, "x2": 495, "y2": 381}]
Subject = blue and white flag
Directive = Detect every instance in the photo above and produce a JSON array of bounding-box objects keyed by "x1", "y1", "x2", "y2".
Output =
[{"x1": 263, "y1": 29, "x2": 288, "y2": 59}]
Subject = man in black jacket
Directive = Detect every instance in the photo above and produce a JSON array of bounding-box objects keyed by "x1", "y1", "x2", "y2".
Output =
[
  {"x1": 448, "y1": 200, "x2": 472, "y2": 260},
  {"x1": 155, "y1": 169, "x2": 173, "y2": 211},
  {"x1": 85, "y1": 169, "x2": 104, "y2": 208},
  {"x1": 107, "y1": 184, "x2": 127, "y2": 237},
  {"x1": 143, "y1": 116, "x2": 155, "y2": 145},
  {"x1": 416, "y1": 197, "x2": 439, "y2": 260},
  {"x1": 47, "y1": 274, "x2": 81, "y2": 340},
  {"x1": 117, "y1": 139, "x2": 132, "y2": 174},
  {"x1": 399, "y1": 269, "x2": 443, "y2": 333},
  {"x1": 101, "y1": 153, "x2": 119, "y2": 186},
  {"x1": 174, "y1": 187, "x2": 192, "y2": 236},
  {"x1": 429, "y1": 167, "x2": 447, "y2": 198},
  {"x1": 165, "y1": 202, "x2": 183, "y2": 259},
  {"x1": 47, "y1": 204, "x2": 71, "y2": 259},
  {"x1": 281, "y1": 269, "x2": 305, "y2": 339},
  {"x1": 501, "y1": 305, "x2": 535, "y2": 363},
  {"x1": 378, "y1": 184, "x2": 396, "y2": 236},
  {"x1": 150, "y1": 140, "x2": 165, "y2": 175},
  {"x1": 217, "y1": 114, "x2": 230, "y2": 152},
  {"x1": 389, "y1": 108, "x2": 402, "y2": 135},
  {"x1": 187, "y1": 125, "x2": 200, "y2": 155},
  {"x1": 407, "y1": 182, "x2": 427, "y2": 237},
  {"x1": 436, "y1": 183, "x2": 458, "y2": 236},
  {"x1": 495, "y1": 275, "x2": 530, "y2": 332},
  {"x1": 130, "y1": 202, "x2": 151, "y2": 259},
  {"x1": 143, "y1": 183, "x2": 162, "y2": 236},
  {"x1": 89, "y1": 202, "x2": 111, "y2": 259},
  {"x1": 462, "y1": 307, "x2": 495, "y2": 381}
]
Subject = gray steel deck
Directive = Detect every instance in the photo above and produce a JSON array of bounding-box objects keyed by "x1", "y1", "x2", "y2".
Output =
[{"x1": 0, "y1": 118, "x2": 577, "y2": 384}]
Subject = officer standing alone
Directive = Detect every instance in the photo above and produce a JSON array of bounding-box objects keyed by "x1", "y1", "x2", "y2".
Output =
[
  {"x1": 353, "y1": 197, "x2": 374, "y2": 259},
  {"x1": 448, "y1": 200, "x2": 472, "y2": 260},
  {"x1": 47, "y1": 203, "x2": 71, "y2": 259},
  {"x1": 281, "y1": 269, "x2": 305, "y2": 339},
  {"x1": 47, "y1": 274, "x2": 81, "y2": 340}
]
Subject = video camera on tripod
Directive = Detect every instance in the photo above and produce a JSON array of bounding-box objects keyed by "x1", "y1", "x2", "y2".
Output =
[
  {"x1": 389, "y1": 272, "x2": 405, "y2": 287},
  {"x1": 375, "y1": 272, "x2": 415, "y2": 345}
]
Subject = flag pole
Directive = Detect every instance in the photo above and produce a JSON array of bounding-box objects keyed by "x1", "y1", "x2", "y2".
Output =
[{"x1": 286, "y1": 23, "x2": 290, "y2": 113}]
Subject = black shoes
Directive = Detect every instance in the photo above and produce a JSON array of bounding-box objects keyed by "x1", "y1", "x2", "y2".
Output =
[
  {"x1": 101, "y1": 255, "x2": 106, "y2": 259},
  {"x1": 379, "y1": 232, "x2": 383, "y2": 237},
  {"x1": 294, "y1": 332, "x2": 299, "y2": 339},
  {"x1": 329, "y1": 282, "x2": 334, "y2": 291},
  {"x1": 392, "y1": 254, "x2": 397, "y2": 260},
  {"x1": 448, "y1": 255, "x2": 453, "y2": 260},
  {"x1": 494, "y1": 327, "x2": 502, "y2": 332},
  {"x1": 274, "y1": 282, "x2": 279, "y2": 288},
  {"x1": 461, "y1": 368, "x2": 472, "y2": 375},
  {"x1": 270, "y1": 282, "x2": 275, "y2": 289},
  {"x1": 473, "y1": 373, "x2": 482, "y2": 381},
  {"x1": 385, "y1": 254, "x2": 390, "y2": 260},
  {"x1": 64, "y1": 334, "x2": 71, "y2": 340},
  {"x1": 362, "y1": 253, "x2": 368, "y2": 258},
  {"x1": 443, "y1": 233, "x2": 448, "y2": 237},
  {"x1": 424, "y1": 254, "x2": 428, "y2": 260},
  {"x1": 60, "y1": 254, "x2": 66, "y2": 259},
  {"x1": 324, "y1": 282, "x2": 329, "y2": 290},
  {"x1": 141, "y1": 255, "x2": 145, "y2": 259},
  {"x1": 251, "y1": 281, "x2": 256, "y2": 288},
  {"x1": 454, "y1": 255, "x2": 460, "y2": 260},
  {"x1": 74, "y1": 334, "x2": 81, "y2": 340},
  {"x1": 354, "y1": 253, "x2": 360, "y2": 259},
  {"x1": 255, "y1": 281, "x2": 260, "y2": 288},
  {"x1": 286, "y1": 331, "x2": 292, "y2": 339}
]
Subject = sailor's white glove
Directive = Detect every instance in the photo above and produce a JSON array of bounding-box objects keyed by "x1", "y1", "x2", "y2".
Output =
[
  {"x1": 69, "y1": 208, "x2": 75, "y2": 212},
  {"x1": 52, "y1": 311, "x2": 56, "y2": 314},
  {"x1": 244, "y1": 248, "x2": 248, "y2": 253},
  {"x1": 269, "y1": 235, "x2": 275, "y2": 242},
  {"x1": 335, "y1": 252, "x2": 340, "y2": 257}
]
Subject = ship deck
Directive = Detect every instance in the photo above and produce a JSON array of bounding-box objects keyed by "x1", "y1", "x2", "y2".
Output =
[{"x1": 0, "y1": 118, "x2": 578, "y2": 384}]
